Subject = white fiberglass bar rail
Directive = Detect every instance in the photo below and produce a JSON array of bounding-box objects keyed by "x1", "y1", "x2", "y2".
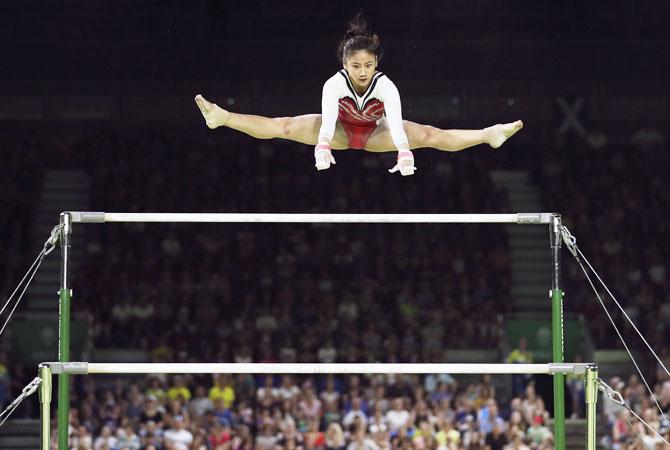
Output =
[
  {"x1": 67, "y1": 212, "x2": 554, "y2": 224},
  {"x1": 45, "y1": 362, "x2": 588, "y2": 375}
]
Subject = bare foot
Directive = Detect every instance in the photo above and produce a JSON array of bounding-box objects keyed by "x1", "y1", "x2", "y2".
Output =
[
  {"x1": 194, "y1": 94, "x2": 229, "y2": 129},
  {"x1": 484, "y1": 120, "x2": 524, "y2": 149}
]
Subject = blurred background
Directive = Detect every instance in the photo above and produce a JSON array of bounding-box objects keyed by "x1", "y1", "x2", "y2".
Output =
[{"x1": 0, "y1": 1, "x2": 669, "y2": 449}]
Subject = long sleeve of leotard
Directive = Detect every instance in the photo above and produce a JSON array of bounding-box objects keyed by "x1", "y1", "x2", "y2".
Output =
[
  {"x1": 317, "y1": 74, "x2": 342, "y2": 145},
  {"x1": 378, "y1": 77, "x2": 410, "y2": 151}
]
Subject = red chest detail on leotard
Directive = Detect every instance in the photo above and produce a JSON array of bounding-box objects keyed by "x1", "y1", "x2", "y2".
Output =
[{"x1": 338, "y1": 97, "x2": 385, "y2": 126}]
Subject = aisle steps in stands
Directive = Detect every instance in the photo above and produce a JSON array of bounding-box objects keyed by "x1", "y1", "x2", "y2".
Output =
[
  {"x1": 491, "y1": 170, "x2": 551, "y2": 311},
  {"x1": 549, "y1": 418, "x2": 607, "y2": 450},
  {"x1": 27, "y1": 170, "x2": 90, "y2": 312},
  {"x1": 0, "y1": 419, "x2": 40, "y2": 450}
]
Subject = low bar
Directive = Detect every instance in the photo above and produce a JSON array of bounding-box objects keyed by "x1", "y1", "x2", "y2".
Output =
[
  {"x1": 67, "y1": 212, "x2": 554, "y2": 225},
  {"x1": 44, "y1": 362, "x2": 588, "y2": 375}
]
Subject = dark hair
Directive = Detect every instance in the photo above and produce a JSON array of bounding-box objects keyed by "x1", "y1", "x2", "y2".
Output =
[{"x1": 337, "y1": 13, "x2": 382, "y2": 63}]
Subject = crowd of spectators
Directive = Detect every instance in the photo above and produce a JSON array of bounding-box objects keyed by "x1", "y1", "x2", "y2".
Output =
[
  {"x1": 534, "y1": 122, "x2": 670, "y2": 449},
  {"x1": 58, "y1": 371, "x2": 559, "y2": 450},
  {"x1": 72, "y1": 129, "x2": 511, "y2": 362},
  {"x1": 534, "y1": 124, "x2": 669, "y2": 351},
  {"x1": 2, "y1": 121, "x2": 670, "y2": 449}
]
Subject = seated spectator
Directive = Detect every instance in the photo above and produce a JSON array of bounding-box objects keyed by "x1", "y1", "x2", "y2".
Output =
[
  {"x1": 317, "y1": 338, "x2": 338, "y2": 364},
  {"x1": 163, "y1": 415, "x2": 193, "y2": 450},
  {"x1": 167, "y1": 375, "x2": 191, "y2": 402},
  {"x1": 525, "y1": 416, "x2": 552, "y2": 448},
  {"x1": 278, "y1": 375, "x2": 301, "y2": 402},
  {"x1": 478, "y1": 400, "x2": 505, "y2": 436},
  {"x1": 320, "y1": 376, "x2": 341, "y2": 407},
  {"x1": 93, "y1": 426, "x2": 117, "y2": 450},
  {"x1": 484, "y1": 422, "x2": 508, "y2": 450},
  {"x1": 324, "y1": 423, "x2": 346, "y2": 450},
  {"x1": 165, "y1": 398, "x2": 189, "y2": 422},
  {"x1": 303, "y1": 418, "x2": 325, "y2": 449},
  {"x1": 322, "y1": 400, "x2": 343, "y2": 428},
  {"x1": 412, "y1": 399, "x2": 436, "y2": 429},
  {"x1": 144, "y1": 377, "x2": 166, "y2": 406},
  {"x1": 256, "y1": 422, "x2": 278, "y2": 450},
  {"x1": 435, "y1": 418, "x2": 460, "y2": 450},
  {"x1": 465, "y1": 431, "x2": 484, "y2": 450},
  {"x1": 611, "y1": 409, "x2": 632, "y2": 450},
  {"x1": 412, "y1": 419, "x2": 436, "y2": 449},
  {"x1": 430, "y1": 381, "x2": 454, "y2": 406},
  {"x1": 139, "y1": 420, "x2": 163, "y2": 449},
  {"x1": 461, "y1": 416, "x2": 482, "y2": 448},
  {"x1": 506, "y1": 339, "x2": 533, "y2": 397},
  {"x1": 343, "y1": 397, "x2": 368, "y2": 430},
  {"x1": 257, "y1": 375, "x2": 279, "y2": 408},
  {"x1": 425, "y1": 370, "x2": 457, "y2": 393},
  {"x1": 508, "y1": 409, "x2": 526, "y2": 434},
  {"x1": 299, "y1": 381, "x2": 322, "y2": 421},
  {"x1": 280, "y1": 339, "x2": 299, "y2": 363},
  {"x1": 503, "y1": 429, "x2": 530, "y2": 450},
  {"x1": 209, "y1": 374, "x2": 236, "y2": 410},
  {"x1": 367, "y1": 403, "x2": 388, "y2": 435},
  {"x1": 347, "y1": 421, "x2": 379, "y2": 450},
  {"x1": 232, "y1": 424, "x2": 253, "y2": 450},
  {"x1": 69, "y1": 425, "x2": 93, "y2": 450},
  {"x1": 385, "y1": 398, "x2": 410, "y2": 435},
  {"x1": 212, "y1": 397, "x2": 234, "y2": 427},
  {"x1": 116, "y1": 424, "x2": 141, "y2": 450},
  {"x1": 520, "y1": 385, "x2": 539, "y2": 427},
  {"x1": 208, "y1": 421, "x2": 232, "y2": 450},
  {"x1": 189, "y1": 385, "x2": 214, "y2": 419},
  {"x1": 125, "y1": 385, "x2": 145, "y2": 421}
]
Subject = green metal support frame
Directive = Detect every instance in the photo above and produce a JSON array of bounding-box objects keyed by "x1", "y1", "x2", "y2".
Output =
[
  {"x1": 550, "y1": 214, "x2": 566, "y2": 450},
  {"x1": 57, "y1": 213, "x2": 72, "y2": 450},
  {"x1": 552, "y1": 288, "x2": 566, "y2": 450}
]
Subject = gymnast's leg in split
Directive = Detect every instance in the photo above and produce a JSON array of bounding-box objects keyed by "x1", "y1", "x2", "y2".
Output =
[{"x1": 194, "y1": 94, "x2": 522, "y2": 153}]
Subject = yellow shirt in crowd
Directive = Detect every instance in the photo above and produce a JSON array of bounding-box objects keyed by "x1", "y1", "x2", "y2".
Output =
[
  {"x1": 208, "y1": 386, "x2": 235, "y2": 409},
  {"x1": 167, "y1": 386, "x2": 192, "y2": 401}
]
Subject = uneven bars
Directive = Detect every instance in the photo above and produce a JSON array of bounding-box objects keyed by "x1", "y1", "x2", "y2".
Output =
[
  {"x1": 66, "y1": 212, "x2": 555, "y2": 224},
  {"x1": 44, "y1": 362, "x2": 588, "y2": 375}
]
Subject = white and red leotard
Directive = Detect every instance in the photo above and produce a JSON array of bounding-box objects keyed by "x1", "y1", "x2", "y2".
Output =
[{"x1": 317, "y1": 70, "x2": 409, "y2": 150}]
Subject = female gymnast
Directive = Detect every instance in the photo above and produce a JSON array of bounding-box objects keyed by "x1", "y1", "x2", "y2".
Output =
[{"x1": 195, "y1": 14, "x2": 523, "y2": 176}]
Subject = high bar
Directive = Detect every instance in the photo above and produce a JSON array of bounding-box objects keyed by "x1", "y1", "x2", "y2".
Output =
[
  {"x1": 43, "y1": 362, "x2": 588, "y2": 375},
  {"x1": 65, "y1": 212, "x2": 555, "y2": 224}
]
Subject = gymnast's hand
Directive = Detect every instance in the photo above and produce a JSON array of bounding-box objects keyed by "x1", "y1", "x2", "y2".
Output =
[
  {"x1": 388, "y1": 150, "x2": 416, "y2": 176},
  {"x1": 314, "y1": 143, "x2": 336, "y2": 171}
]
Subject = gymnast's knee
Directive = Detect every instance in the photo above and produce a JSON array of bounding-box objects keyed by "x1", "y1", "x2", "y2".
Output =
[
  {"x1": 276, "y1": 117, "x2": 294, "y2": 137},
  {"x1": 419, "y1": 125, "x2": 439, "y2": 147}
]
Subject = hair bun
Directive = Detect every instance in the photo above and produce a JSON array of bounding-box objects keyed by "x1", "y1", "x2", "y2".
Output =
[
  {"x1": 337, "y1": 13, "x2": 383, "y2": 63},
  {"x1": 344, "y1": 12, "x2": 369, "y2": 39}
]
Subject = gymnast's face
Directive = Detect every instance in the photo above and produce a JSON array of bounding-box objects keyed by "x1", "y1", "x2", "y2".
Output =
[{"x1": 343, "y1": 50, "x2": 378, "y2": 92}]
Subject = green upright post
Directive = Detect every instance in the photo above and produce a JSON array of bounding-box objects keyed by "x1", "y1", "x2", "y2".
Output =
[
  {"x1": 57, "y1": 213, "x2": 72, "y2": 450},
  {"x1": 38, "y1": 364, "x2": 53, "y2": 450},
  {"x1": 585, "y1": 364, "x2": 598, "y2": 450},
  {"x1": 550, "y1": 214, "x2": 566, "y2": 450}
]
